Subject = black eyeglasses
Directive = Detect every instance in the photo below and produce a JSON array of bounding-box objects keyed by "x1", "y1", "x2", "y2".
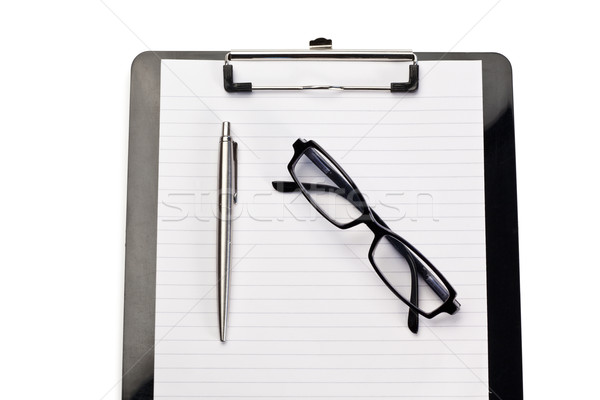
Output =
[{"x1": 272, "y1": 138, "x2": 460, "y2": 333}]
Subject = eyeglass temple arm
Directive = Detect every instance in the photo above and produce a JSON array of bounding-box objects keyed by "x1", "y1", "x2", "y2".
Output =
[
  {"x1": 272, "y1": 180, "x2": 456, "y2": 304},
  {"x1": 272, "y1": 181, "x2": 460, "y2": 309},
  {"x1": 273, "y1": 180, "x2": 420, "y2": 331}
]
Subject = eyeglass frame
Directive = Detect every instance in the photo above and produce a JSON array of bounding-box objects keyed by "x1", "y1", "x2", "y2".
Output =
[{"x1": 276, "y1": 138, "x2": 460, "y2": 320}]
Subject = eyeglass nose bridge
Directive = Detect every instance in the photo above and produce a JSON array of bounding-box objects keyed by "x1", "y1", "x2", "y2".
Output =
[
  {"x1": 363, "y1": 213, "x2": 382, "y2": 231},
  {"x1": 362, "y1": 209, "x2": 391, "y2": 232}
]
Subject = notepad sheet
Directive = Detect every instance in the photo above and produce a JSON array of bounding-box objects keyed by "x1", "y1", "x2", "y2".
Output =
[{"x1": 155, "y1": 59, "x2": 488, "y2": 399}]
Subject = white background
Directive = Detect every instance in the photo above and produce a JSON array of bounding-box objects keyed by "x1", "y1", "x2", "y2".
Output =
[{"x1": 0, "y1": 1, "x2": 597, "y2": 399}]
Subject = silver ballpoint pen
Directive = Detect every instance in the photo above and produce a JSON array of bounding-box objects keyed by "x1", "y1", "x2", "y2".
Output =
[{"x1": 217, "y1": 121, "x2": 237, "y2": 342}]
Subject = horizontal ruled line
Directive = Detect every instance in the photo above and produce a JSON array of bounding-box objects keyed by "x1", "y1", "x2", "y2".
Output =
[
  {"x1": 156, "y1": 338, "x2": 487, "y2": 342},
  {"x1": 156, "y1": 326, "x2": 485, "y2": 329},
  {"x1": 156, "y1": 297, "x2": 486, "y2": 301},
  {"x1": 156, "y1": 256, "x2": 486, "y2": 260},
  {"x1": 156, "y1": 242, "x2": 485, "y2": 246},
  {"x1": 160, "y1": 122, "x2": 482, "y2": 126},
  {"x1": 157, "y1": 216, "x2": 486, "y2": 220},
  {"x1": 161, "y1": 108, "x2": 482, "y2": 112},
  {"x1": 159, "y1": 161, "x2": 484, "y2": 165},
  {"x1": 156, "y1": 270, "x2": 485, "y2": 274},
  {"x1": 158, "y1": 188, "x2": 485, "y2": 192},
  {"x1": 158, "y1": 202, "x2": 485, "y2": 206},
  {"x1": 160, "y1": 134, "x2": 482, "y2": 139},
  {"x1": 153, "y1": 396, "x2": 488, "y2": 399},
  {"x1": 155, "y1": 366, "x2": 485, "y2": 370},
  {"x1": 155, "y1": 311, "x2": 486, "y2": 315},
  {"x1": 156, "y1": 352, "x2": 486, "y2": 356},
  {"x1": 156, "y1": 283, "x2": 485, "y2": 287},
  {"x1": 159, "y1": 175, "x2": 484, "y2": 179},
  {"x1": 160, "y1": 147, "x2": 483, "y2": 151},
  {"x1": 157, "y1": 228, "x2": 485, "y2": 232},
  {"x1": 154, "y1": 380, "x2": 484, "y2": 384},
  {"x1": 160, "y1": 94, "x2": 483, "y2": 99}
]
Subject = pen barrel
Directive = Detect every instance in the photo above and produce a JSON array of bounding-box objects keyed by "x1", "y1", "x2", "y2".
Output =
[{"x1": 217, "y1": 137, "x2": 235, "y2": 342}]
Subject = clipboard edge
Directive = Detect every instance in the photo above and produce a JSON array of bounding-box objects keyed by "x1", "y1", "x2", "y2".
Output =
[{"x1": 123, "y1": 51, "x2": 522, "y2": 400}]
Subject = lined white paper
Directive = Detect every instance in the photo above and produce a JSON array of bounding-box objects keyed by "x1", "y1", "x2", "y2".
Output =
[{"x1": 155, "y1": 59, "x2": 488, "y2": 399}]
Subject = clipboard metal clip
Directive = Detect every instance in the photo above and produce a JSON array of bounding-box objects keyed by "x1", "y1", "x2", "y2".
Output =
[{"x1": 223, "y1": 38, "x2": 418, "y2": 93}]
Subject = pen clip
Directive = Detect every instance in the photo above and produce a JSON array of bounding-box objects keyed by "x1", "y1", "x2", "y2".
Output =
[{"x1": 233, "y1": 141, "x2": 238, "y2": 204}]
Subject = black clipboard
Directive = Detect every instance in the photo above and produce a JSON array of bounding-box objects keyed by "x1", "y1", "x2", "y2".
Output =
[{"x1": 123, "y1": 46, "x2": 522, "y2": 400}]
